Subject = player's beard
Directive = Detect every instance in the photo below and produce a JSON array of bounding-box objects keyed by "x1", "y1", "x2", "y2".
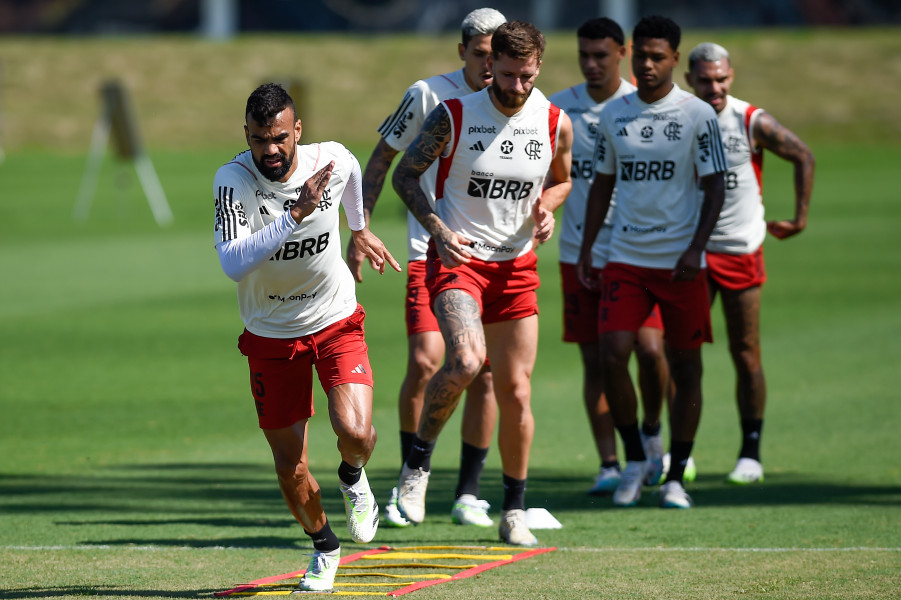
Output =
[
  {"x1": 254, "y1": 145, "x2": 295, "y2": 182},
  {"x1": 491, "y1": 79, "x2": 530, "y2": 110}
]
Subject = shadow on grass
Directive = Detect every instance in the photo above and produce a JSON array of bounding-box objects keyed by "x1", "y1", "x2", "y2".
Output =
[
  {"x1": 0, "y1": 463, "x2": 898, "y2": 549},
  {"x1": 0, "y1": 586, "x2": 215, "y2": 599}
]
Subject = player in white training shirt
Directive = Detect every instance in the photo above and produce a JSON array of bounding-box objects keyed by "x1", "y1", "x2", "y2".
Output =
[
  {"x1": 345, "y1": 8, "x2": 506, "y2": 529},
  {"x1": 392, "y1": 21, "x2": 573, "y2": 546},
  {"x1": 578, "y1": 16, "x2": 727, "y2": 510},
  {"x1": 685, "y1": 42, "x2": 815, "y2": 485},
  {"x1": 214, "y1": 84, "x2": 401, "y2": 592},
  {"x1": 550, "y1": 16, "x2": 673, "y2": 498}
]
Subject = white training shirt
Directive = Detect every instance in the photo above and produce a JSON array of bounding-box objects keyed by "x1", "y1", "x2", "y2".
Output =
[
  {"x1": 377, "y1": 69, "x2": 476, "y2": 261},
  {"x1": 706, "y1": 95, "x2": 766, "y2": 254},
  {"x1": 549, "y1": 79, "x2": 636, "y2": 267},
  {"x1": 213, "y1": 142, "x2": 361, "y2": 338},
  {"x1": 435, "y1": 87, "x2": 562, "y2": 261},
  {"x1": 594, "y1": 83, "x2": 728, "y2": 269}
]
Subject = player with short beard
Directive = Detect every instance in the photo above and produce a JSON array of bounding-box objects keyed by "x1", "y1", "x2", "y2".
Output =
[
  {"x1": 213, "y1": 83, "x2": 401, "y2": 591},
  {"x1": 346, "y1": 8, "x2": 507, "y2": 529},
  {"x1": 392, "y1": 20, "x2": 574, "y2": 546},
  {"x1": 685, "y1": 42, "x2": 815, "y2": 485}
]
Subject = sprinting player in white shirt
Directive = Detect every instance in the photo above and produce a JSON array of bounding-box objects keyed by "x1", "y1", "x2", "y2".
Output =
[
  {"x1": 685, "y1": 42, "x2": 815, "y2": 485},
  {"x1": 549, "y1": 16, "x2": 675, "y2": 497},
  {"x1": 392, "y1": 21, "x2": 573, "y2": 546},
  {"x1": 345, "y1": 8, "x2": 506, "y2": 530},
  {"x1": 214, "y1": 83, "x2": 401, "y2": 592},
  {"x1": 578, "y1": 15, "x2": 727, "y2": 510}
]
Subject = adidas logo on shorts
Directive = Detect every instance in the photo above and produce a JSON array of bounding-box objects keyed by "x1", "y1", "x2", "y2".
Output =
[{"x1": 351, "y1": 364, "x2": 367, "y2": 374}]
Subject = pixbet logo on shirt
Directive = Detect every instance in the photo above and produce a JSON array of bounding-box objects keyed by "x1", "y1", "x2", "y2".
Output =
[{"x1": 467, "y1": 177, "x2": 535, "y2": 200}]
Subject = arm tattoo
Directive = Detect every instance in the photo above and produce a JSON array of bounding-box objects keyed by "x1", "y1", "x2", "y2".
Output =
[
  {"x1": 756, "y1": 113, "x2": 809, "y2": 162},
  {"x1": 418, "y1": 290, "x2": 485, "y2": 438},
  {"x1": 392, "y1": 105, "x2": 452, "y2": 237},
  {"x1": 360, "y1": 141, "x2": 397, "y2": 218}
]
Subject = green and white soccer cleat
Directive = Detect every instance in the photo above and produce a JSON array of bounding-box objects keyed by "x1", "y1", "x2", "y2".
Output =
[
  {"x1": 298, "y1": 547, "x2": 340, "y2": 592},
  {"x1": 727, "y1": 458, "x2": 764, "y2": 484},
  {"x1": 339, "y1": 467, "x2": 379, "y2": 543},
  {"x1": 450, "y1": 494, "x2": 493, "y2": 527}
]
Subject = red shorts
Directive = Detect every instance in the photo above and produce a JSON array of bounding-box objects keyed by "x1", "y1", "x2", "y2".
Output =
[
  {"x1": 426, "y1": 244, "x2": 539, "y2": 324},
  {"x1": 599, "y1": 262, "x2": 712, "y2": 350},
  {"x1": 405, "y1": 260, "x2": 440, "y2": 336},
  {"x1": 560, "y1": 262, "x2": 663, "y2": 344},
  {"x1": 237, "y1": 304, "x2": 374, "y2": 429},
  {"x1": 706, "y1": 246, "x2": 767, "y2": 291}
]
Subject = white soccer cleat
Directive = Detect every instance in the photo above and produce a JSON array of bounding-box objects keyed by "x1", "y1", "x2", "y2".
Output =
[
  {"x1": 640, "y1": 430, "x2": 665, "y2": 485},
  {"x1": 727, "y1": 457, "x2": 764, "y2": 484},
  {"x1": 396, "y1": 464, "x2": 430, "y2": 524},
  {"x1": 339, "y1": 467, "x2": 379, "y2": 543},
  {"x1": 662, "y1": 452, "x2": 697, "y2": 482},
  {"x1": 450, "y1": 494, "x2": 494, "y2": 527},
  {"x1": 587, "y1": 465, "x2": 621, "y2": 496},
  {"x1": 613, "y1": 460, "x2": 648, "y2": 507},
  {"x1": 659, "y1": 480, "x2": 694, "y2": 509},
  {"x1": 383, "y1": 486, "x2": 411, "y2": 528},
  {"x1": 498, "y1": 509, "x2": 538, "y2": 546},
  {"x1": 298, "y1": 547, "x2": 340, "y2": 591}
]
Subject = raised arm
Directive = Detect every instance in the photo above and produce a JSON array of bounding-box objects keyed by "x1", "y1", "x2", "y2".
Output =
[
  {"x1": 392, "y1": 104, "x2": 472, "y2": 268},
  {"x1": 753, "y1": 112, "x2": 815, "y2": 240}
]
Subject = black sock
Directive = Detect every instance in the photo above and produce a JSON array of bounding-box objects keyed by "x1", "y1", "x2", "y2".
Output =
[
  {"x1": 305, "y1": 520, "x2": 340, "y2": 553},
  {"x1": 399, "y1": 430, "x2": 416, "y2": 466},
  {"x1": 617, "y1": 423, "x2": 647, "y2": 462},
  {"x1": 338, "y1": 460, "x2": 362, "y2": 486},
  {"x1": 601, "y1": 459, "x2": 620, "y2": 470},
  {"x1": 502, "y1": 473, "x2": 527, "y2": 511},
  {"x1": 665, "y1": 440, "x2": 694, "y2": 483},
  {"x1": 641, "y1": 421, "x2": 661, "y2": 437},
  {"x1": 405, "y1": 436, "x2": 435, "y2": 471},
  {"x1": 455, "y1": 442, "x2": 489, "y2": 498},
  {"x1": 739, "y1": 418, "x2": 763, "y2": 461}
]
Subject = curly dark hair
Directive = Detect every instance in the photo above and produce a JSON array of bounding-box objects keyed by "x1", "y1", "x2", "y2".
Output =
[
  {"x1": 633, "y1": 15, "x2": 681, "y2": 51},
  {"x1": 245, "y1": 83, "x2": 296, "y2": 126}
]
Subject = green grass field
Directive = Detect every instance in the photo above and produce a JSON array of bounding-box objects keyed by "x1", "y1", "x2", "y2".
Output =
[{"x1": 1, "y1": 28, "x2": 900, "y2": 600}]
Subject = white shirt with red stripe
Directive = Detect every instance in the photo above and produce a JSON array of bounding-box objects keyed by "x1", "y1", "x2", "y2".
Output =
[
  {"x1": 594, "y1": 83, "x2": 728, "y2": 269},
  {"x1": 435, "y1": 87, "x2": 562, "y2": 261},
  {"x1": 377, "y1": 69, "x2": 476, "y2": 261},
  {"x1": 549, "y1": 79, "x2": 635, "y2": 267},
  {"x1": 706, "y1": 95, "x2": 766, "y2": 254},
  {"x1": 213, "y1": 143, "x2": 358, "y2": 338}
]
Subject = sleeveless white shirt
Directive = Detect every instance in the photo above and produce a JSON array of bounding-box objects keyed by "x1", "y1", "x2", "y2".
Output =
[
  {"x1": 706, "y1": 95, "x2": 766, "y2": 254},
  {"x1": 213, "y1": 142, "x2": 358, "y2": 338},
  {"x1": 435, "y1": 87, "x2": 563, "y2": 261},
  {"x1": 377, "y1": 69, "x2": 476, "y2": 261}
]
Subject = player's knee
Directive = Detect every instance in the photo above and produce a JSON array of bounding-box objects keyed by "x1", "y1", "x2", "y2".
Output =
[{"x1": 272, "y1": 454, "x2": 309, "y2": 485}]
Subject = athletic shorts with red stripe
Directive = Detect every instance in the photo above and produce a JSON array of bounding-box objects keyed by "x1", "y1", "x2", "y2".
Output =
[
  {"x1": 405, "y1": 260, "x2": 440, "y2": 336},
  {"x1": 426, "y1": 243, "x2": 539, "y2": 324},
  {"x1": 706, "y1": 246, "x2": 767, "y2": 291},
  {"x1": 559, "y1": 262, "x2": 663, "y2": 344},
  {"x1": 599, "y1": 262, "x2": 712, "y2": 350},
  {"x1": 237, "y1": 304, "x2": 374, "y2": 429}
]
